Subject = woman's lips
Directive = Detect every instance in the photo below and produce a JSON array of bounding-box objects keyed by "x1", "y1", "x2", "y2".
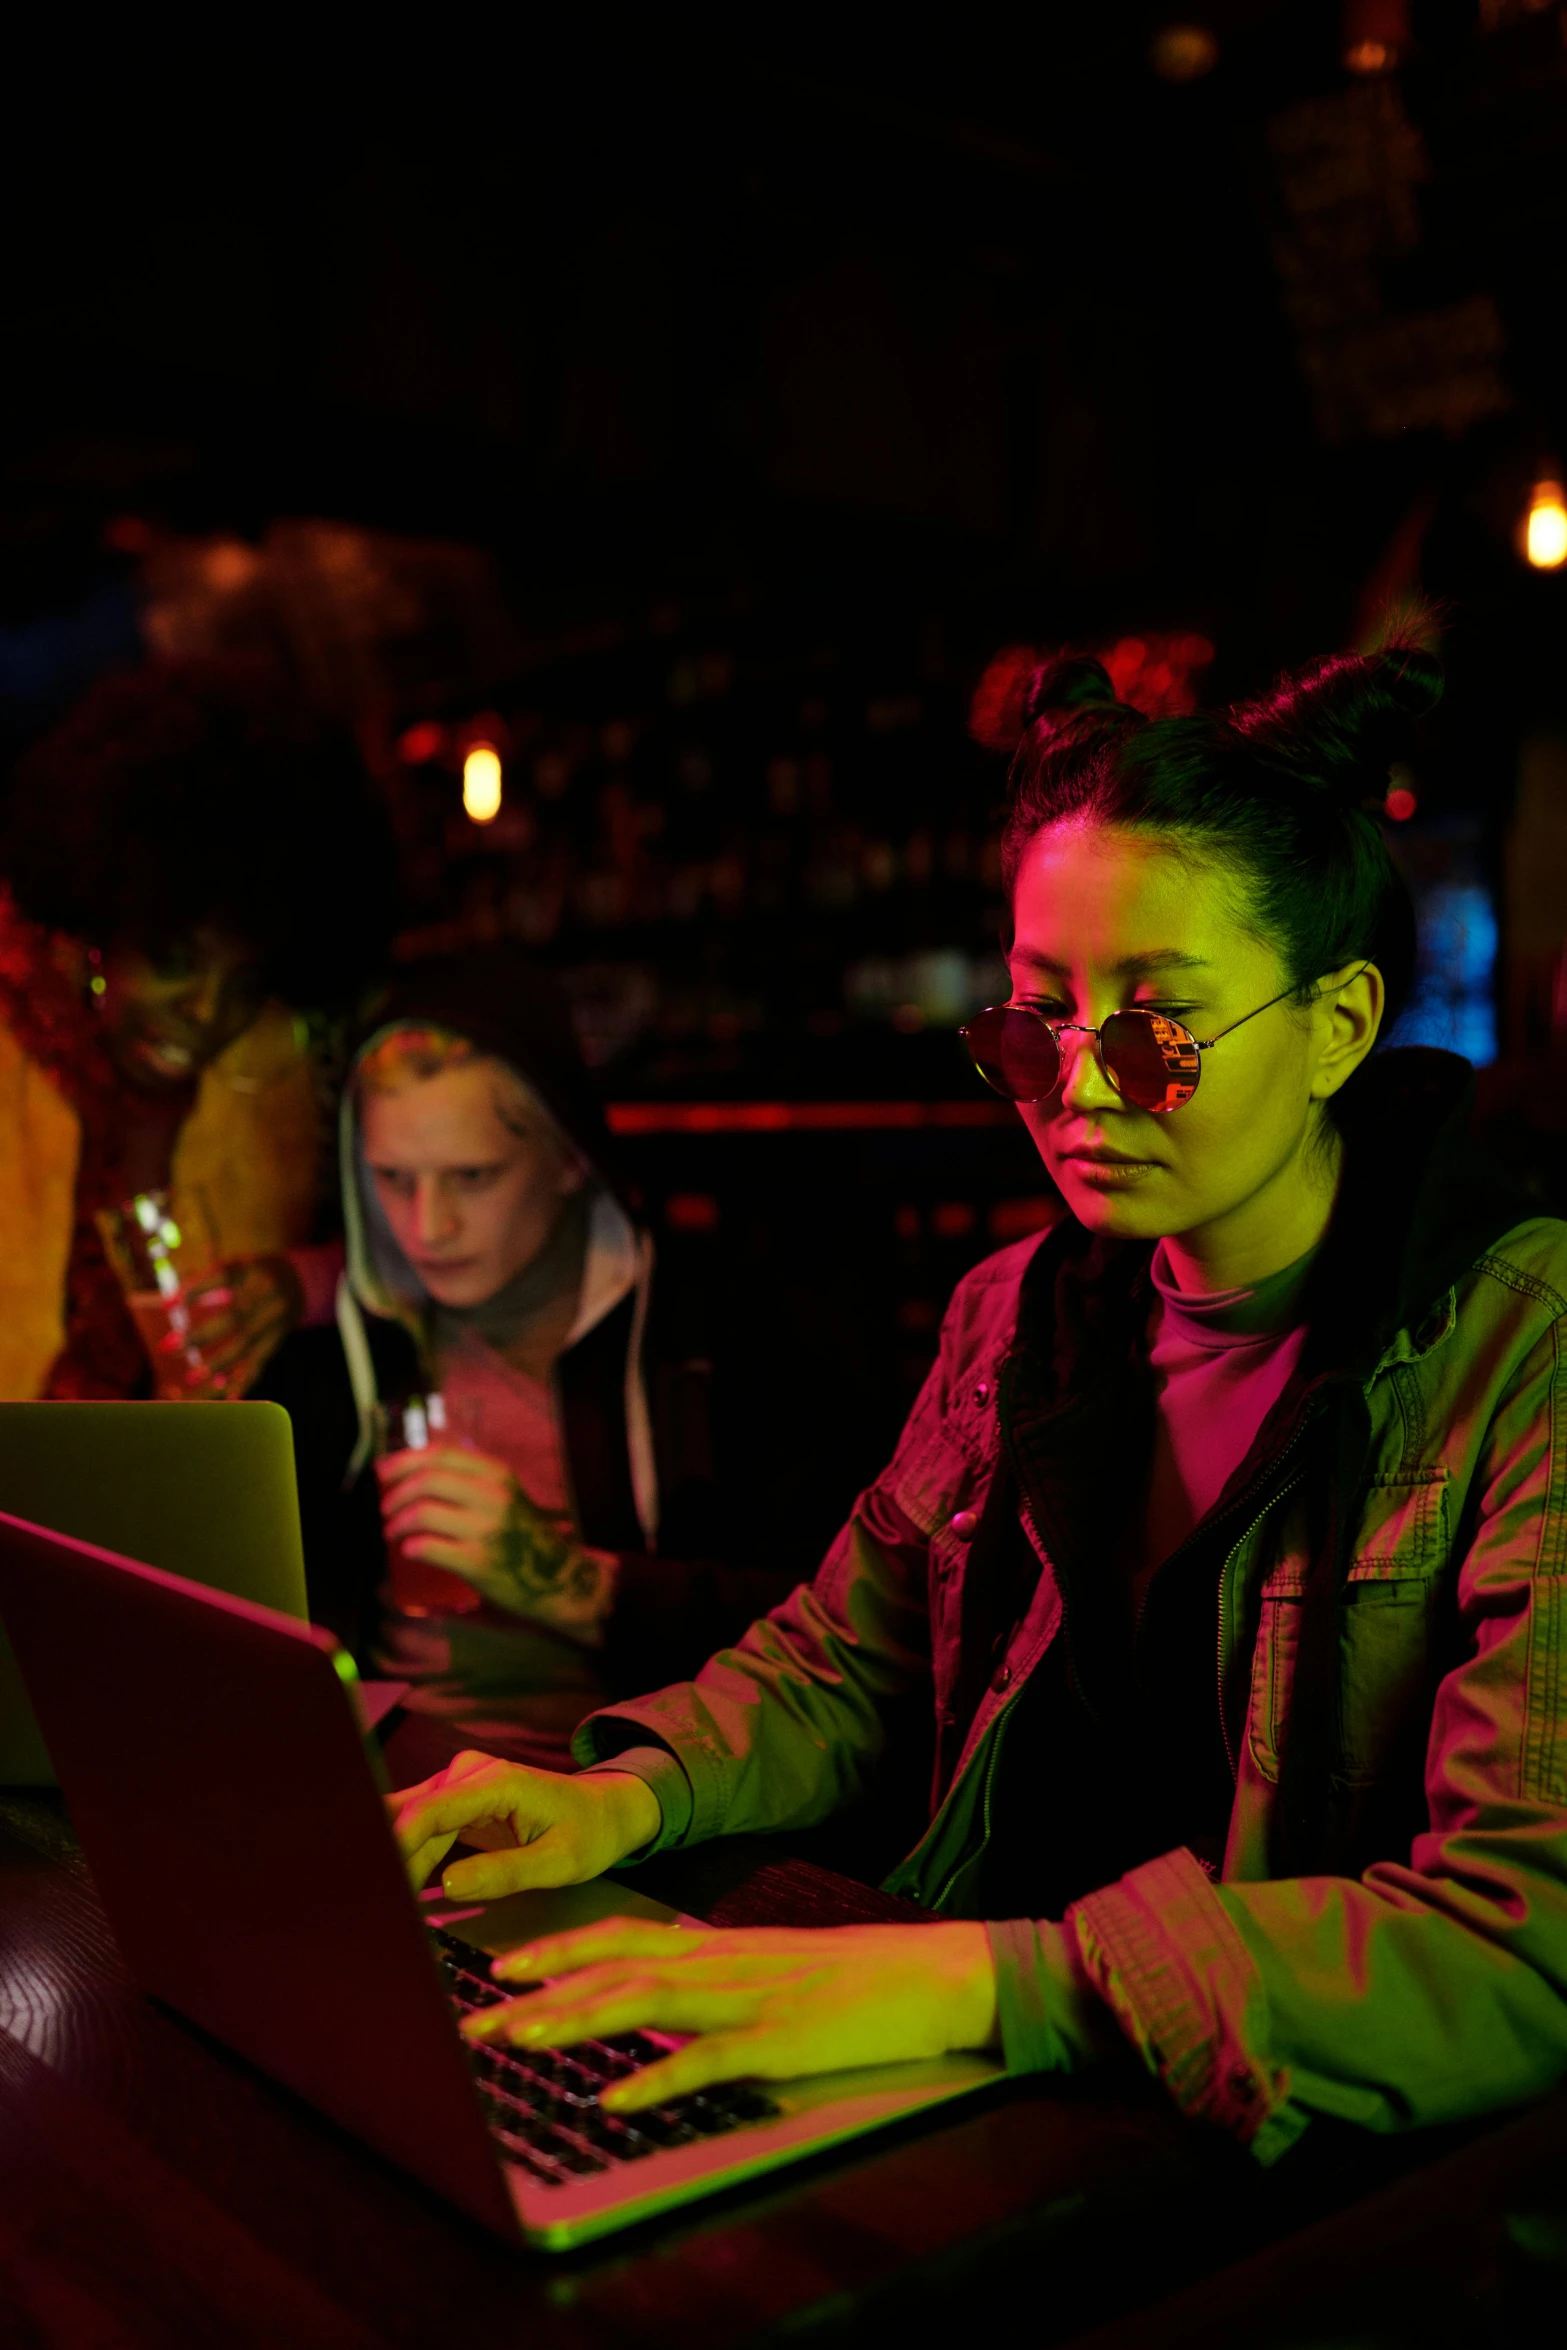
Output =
[{"x1": 1059, "y1": 1147, "x2": 1163, "y2": 1187}]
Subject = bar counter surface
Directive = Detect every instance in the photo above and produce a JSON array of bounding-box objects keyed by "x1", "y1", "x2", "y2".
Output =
[{"x1": 3, "y1": 1783, "x2": 1566, "y2": 2348}]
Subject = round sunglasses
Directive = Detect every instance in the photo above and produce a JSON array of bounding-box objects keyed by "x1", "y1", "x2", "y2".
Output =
[{"x1": 960, "y1": 982, "x2": 1306, "y2": 1115}]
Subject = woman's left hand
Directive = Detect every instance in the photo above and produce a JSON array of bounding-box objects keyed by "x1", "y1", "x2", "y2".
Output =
[{"x1": 460, "y1": 1916, "x2": 999, "y2": 2110}]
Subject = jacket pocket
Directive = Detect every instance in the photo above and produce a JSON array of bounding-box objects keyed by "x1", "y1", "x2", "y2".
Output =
[
  {"x1": 1338, "y1": 1469, "x2": 1450, "y2": 1784},
  {"x1": 890, "y1": 1425, "x2": 978, "y2": 1544},
  {"x1": 1349, "y1": 1466, "x2": 1450, "y2": 1579},
  {"x1": 1246, "y1": 1468, "x2": 1450, "y2": 1787}
]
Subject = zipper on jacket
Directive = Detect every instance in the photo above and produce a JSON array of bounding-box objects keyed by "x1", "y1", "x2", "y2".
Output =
[{"x1": 1018, "y1": 1491, "x2": 1051, "y2": 1576}]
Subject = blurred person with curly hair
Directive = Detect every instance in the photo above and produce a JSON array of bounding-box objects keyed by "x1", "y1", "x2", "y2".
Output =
[{"x1": 0, "y1": 658, "x2": 395, "y2": 1400}]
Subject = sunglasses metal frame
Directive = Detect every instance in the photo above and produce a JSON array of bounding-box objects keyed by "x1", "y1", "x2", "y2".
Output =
[{"x1": 960, "y1": 968, "x2": 1367, "y2": 1113}]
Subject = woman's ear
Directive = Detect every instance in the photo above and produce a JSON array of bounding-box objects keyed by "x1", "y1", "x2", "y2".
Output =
[
  {"x1": 556, "y1": 1147, "x2": 589, "y2": 1199},
  {"x1": 1308, "y1": 961, "x2": 1385, "y2": 1101}
]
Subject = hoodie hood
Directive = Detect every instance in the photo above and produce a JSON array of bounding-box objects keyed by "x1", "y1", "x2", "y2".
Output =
[{"x1": 339, "y1": 946, "x2": 636, "y2": 1330}]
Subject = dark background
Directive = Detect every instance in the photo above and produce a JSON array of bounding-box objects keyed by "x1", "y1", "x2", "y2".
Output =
[{"x1": 4, "y1": 2, "x2": 1566, "y2": 1558}]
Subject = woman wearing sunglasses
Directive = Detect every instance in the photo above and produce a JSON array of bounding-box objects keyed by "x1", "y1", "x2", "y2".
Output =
[{"x1": 384, "y1": 634, "x2": 1567, "y2": 2166}]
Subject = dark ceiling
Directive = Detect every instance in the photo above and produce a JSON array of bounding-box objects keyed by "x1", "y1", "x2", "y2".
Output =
[{"x1": 4, "y1": 5, "x2": 1565, "y2": 755}]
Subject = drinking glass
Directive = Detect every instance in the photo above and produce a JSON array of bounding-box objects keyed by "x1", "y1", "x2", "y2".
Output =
[
  {"x1": 375, "y1": 1392, "x2": 483, "y2": 1618},
  {"x1": 95, "y1": 1188, "x2": 232, "y2": 1400}
]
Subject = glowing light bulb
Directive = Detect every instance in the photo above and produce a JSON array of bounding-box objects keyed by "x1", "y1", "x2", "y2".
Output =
[
  {"x1": 463, "y1": 744, "x2": 503, "y2": 823},
  {"x1": 1525, "y1": 479, "x2": 1567, "y2": 571},
  {"x1": 1149, "y1": 23, "x2": 1219, "y2": 81}
]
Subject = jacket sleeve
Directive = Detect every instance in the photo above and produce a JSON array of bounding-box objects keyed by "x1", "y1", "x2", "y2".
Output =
[
  {"x1": 570, "y1": 1353, "x2": 952, "y2": 1846},
  {"x1": 1050, "y1": 1312, "x2": 1567, "y2": 2163}
]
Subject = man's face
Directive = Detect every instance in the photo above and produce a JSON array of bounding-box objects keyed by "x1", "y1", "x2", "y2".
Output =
[{"x1": 361, "y1": 1060, "x2": 584, "y2": 1309}]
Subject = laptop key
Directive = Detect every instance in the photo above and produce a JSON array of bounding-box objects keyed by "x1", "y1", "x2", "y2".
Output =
[
  {"x1": 539, "y1": 2132, "x2": 609, "y2": 2176},
  {"x1": 454, "y1": 1976, "x2": 504, "y2": 2010},
  {"x1": 708, "y1": 2085, "x2": 780, "y2": 2123},
  {"x1": 484, "y1": 2100, "x2": 551, "y2": 2142},
  {"x1": 632, "y1": 2109, "x2": 703, "y2": 2148},
  {"x1": 589, "y1": 2053, "x2": 639, "y2": 2081},
  {"x1": 489, "y1": 2127, "x2": 576, "y2": 2186},
  {"x1": 515, "y1": 2048, "x2": 566, "y2": 2085},
  {"x1": 677, "y1": 2096, "x2": 744, "y2": 2137},
  {"x1": 551, "y1": 2060, "x2": 608, "y2": 2106}
]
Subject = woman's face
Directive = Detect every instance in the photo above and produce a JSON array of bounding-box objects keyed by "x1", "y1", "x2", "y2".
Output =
[
  {"x1": 361, "y1": 1059, "x2": 585, "y2": 1309},
  {"x1": 1007, "y1": 822, "x2": 1381, "y2": 1272},
  {"x1": 97, "y1": 927, "x2": 267, "y2": 1090}
]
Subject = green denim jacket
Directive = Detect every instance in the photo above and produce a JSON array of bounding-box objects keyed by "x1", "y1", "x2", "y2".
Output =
[{"x1": 576, "y1": 1053, "x2": 1567, "y2": 2161}]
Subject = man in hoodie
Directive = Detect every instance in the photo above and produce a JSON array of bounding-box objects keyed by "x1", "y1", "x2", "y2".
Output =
[{"x1": 260, "y1": 947, "x2": 781, "y2": 1770}]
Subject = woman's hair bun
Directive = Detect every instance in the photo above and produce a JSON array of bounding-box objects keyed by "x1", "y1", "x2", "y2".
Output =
[
  {"x1": 968, "y1": 644, "x2": 1140, "y2": 754},
  {"x1": 1232, "y1": 637, "x2": 1442, "y2": 808},
  {"x1": 1020, "y1": 652, "x2": 1121, "y2": 731},
  {"x1": 1012, "y1": 652, "x2": 1144, "y2": 784},
  {"x1": 1368, "y1": 637, "x2": 1443, "y2": 723}
]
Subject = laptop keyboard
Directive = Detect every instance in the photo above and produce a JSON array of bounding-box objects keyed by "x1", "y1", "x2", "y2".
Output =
[{"x1": 433, "y1": 1929, "x2": 780, "y2": 2187}]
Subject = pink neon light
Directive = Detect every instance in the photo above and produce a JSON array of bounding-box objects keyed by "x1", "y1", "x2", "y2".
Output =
[{"x1": 606, "y1": 1101, "x2": 1018, "y2": 1135}]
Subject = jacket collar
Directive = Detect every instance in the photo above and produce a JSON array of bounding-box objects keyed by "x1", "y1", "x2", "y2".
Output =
[
  {"x1": 1014, "y1": 1046, "x2": 1529, "y2": 1413},
  {"x1": 1299, "y1": 1047, "x2": 1530, "y2": 1386}
]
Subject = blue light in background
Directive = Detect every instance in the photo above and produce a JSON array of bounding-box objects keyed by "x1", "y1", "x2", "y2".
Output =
[{"x1": 1386, "y1": 879, "x2": 1499, "y2": 1067}]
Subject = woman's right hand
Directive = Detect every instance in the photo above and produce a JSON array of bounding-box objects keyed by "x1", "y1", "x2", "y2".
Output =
[{"x1": 387, "y1": 1749, "x2": 660, "y2": 1897}]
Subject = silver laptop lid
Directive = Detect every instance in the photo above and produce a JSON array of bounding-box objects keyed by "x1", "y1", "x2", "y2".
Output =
[{"x1": 0, "y1": 1401, "x2": 306, "y2": 1784}]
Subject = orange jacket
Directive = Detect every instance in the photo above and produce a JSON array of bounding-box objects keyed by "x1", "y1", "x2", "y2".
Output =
[{"x1": 0, "y1": 995, "x2": 322, "y2": 1399}]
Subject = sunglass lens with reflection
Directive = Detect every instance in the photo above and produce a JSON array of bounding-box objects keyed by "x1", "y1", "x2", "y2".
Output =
[
  {"x1": 962, "y1": 1007, "x2": 1063, "y2": 1102},
  {"x1": 1100, "y1": 1010, "x2": 1201, "y2": 1113}
]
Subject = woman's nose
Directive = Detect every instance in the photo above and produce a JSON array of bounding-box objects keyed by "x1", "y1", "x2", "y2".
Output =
[{"x1": 1057, "y1": 1025, "x2": 1123, "y2": 1114}]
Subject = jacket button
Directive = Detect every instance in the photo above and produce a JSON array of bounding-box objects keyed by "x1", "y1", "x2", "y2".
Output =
[
  {"x1": 991, "y1": 1662, "x2": 1011, "y2": 1691},
  {"x1": 950, "y1": 1508, "x2": 979, "y2": 1539},
  {"x1": 973, "y1": 1380, "x2": 992, "y2": 1406}
]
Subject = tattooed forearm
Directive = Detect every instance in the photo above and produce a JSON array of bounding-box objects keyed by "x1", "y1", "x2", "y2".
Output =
[{"x1": 486, "y1": 1482, "x2": 617, "y2": 1641}]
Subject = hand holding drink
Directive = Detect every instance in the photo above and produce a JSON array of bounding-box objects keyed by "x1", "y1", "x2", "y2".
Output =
[
  {"x1": 375, "y1": 1405, "x2": 614, "y2": 1637},
  {"x1": 97, "y1": 1188, "x2": 231, "y2": 1399},
  {"x1": 182, "y1": 1255, "x2": 302, "y2": 1396},
  {"x1": 97, "y1": 1189, "x2": 303, "y2": 1400},
  {"x1": 374, "y1": 1396, "x2": 486, "y2": 1618}
]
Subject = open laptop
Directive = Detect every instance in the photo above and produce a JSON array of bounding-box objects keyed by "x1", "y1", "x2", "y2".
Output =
[
  {"x1": 0, "y1": 1401, "x2": 310, "y2": 1784},
  {"x1": 0, "y1": 1512, "x2": 1002, "y2": 2250}
]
